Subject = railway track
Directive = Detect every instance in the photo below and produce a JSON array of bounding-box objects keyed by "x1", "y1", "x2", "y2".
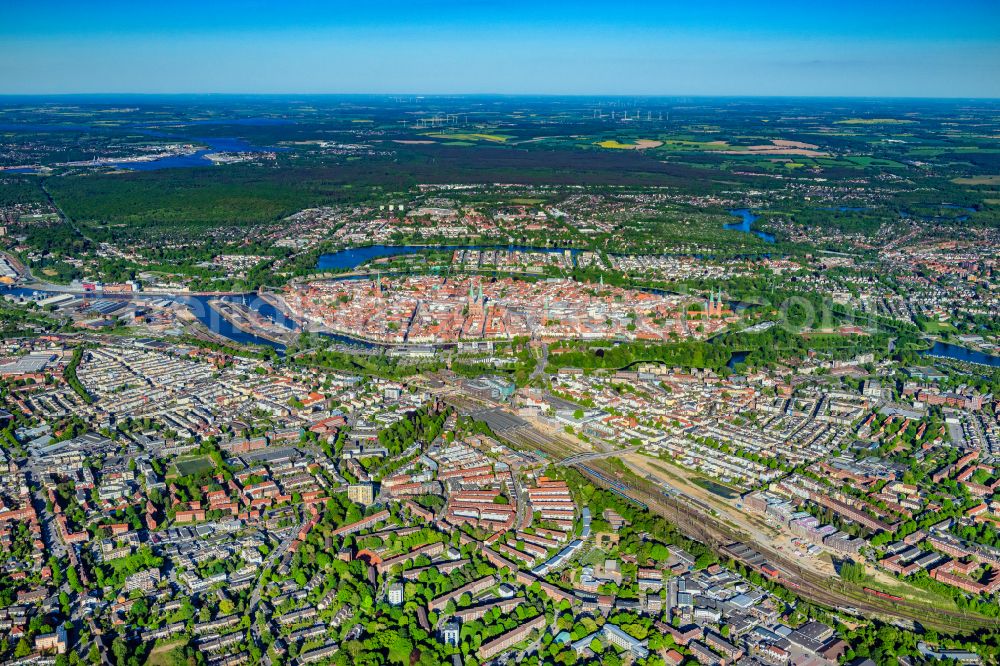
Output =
[
  {"x1": 441, "y1": 388, "x2": 998, "y2": 633},
  {"x1": 441, "y1": 392, "x2": 589, "y2": 458},
  {"x1": 578, "y1": 460, "x2": 1000, "y2": 634}
]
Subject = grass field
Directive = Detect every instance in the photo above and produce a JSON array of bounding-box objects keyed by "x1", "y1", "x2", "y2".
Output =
[
  {"x1": 867, "y1": 572, "x2": 963, "y2": 611},
  {"x1": 918, "y1": 319, "x2": 956, "y2": 334},
  {"x1": 658, "y1": 138, "x2": 732, "y2": 151},
  {"x1": 172, "y1": 455, "x2": 215, "y2": 477},
  {"x1": 953, "y1": 175, "x2": 1000, "y2": 185},
  {"x1": 841, "y1": 156, "x2": 907, "y2": 167},
  {"x1": 734, "y1": 155, "x2": 907, "y2": 170},
  {"x1": 690, "y1": 476, "x2": 741, "y2": 499},
  {"x1": 145, "y1": 639, "x2": 190, "y2": 666}
]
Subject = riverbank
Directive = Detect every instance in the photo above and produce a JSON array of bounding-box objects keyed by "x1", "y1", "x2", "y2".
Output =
[{"x1": 316, "y1": 243, "x2": 580, "y2": 272}]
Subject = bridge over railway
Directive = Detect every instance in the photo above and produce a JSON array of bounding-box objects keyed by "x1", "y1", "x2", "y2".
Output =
[{"x1": 558, "y1": 445, "x2": 642, "y2": 466}]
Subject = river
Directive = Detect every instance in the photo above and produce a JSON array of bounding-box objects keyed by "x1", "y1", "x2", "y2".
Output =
[
  {"x1": 0, "y1": 120, "x2": 283, "y2": 172},
  {"x1": 316, "y1": 244, "x2": 579, "y2": 271},
  {"x1": 3, "y1": 287, "x2": 291, "y2": 352},
  {"x1": 2, "y1": 285, "x2": 400, "y2": 354},
  {"x1": 723, "y1": 343, "x2": 1000, "y2": 371},
  {"x1": 919, "y1": 341, "x2": 1000, "y2": 368},
  {"x1": 109, "y1": 137, "x2": 282, "y2": 171},
  {"x1": 11, "y1": 283, "x2": 997, "y2": 370}
]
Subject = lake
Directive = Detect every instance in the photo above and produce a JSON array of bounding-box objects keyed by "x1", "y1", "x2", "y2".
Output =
[
  {"x1": 901, "y1": 205, "x2": 976, "y2": 223},
  {"x1": 725, "y1": 209, "x2": 775, "y2": 244}
]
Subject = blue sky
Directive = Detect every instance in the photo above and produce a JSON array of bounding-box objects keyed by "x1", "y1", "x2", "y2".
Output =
[{"x1": 1, "y1": 0, "x2": 998, "y2": 96}]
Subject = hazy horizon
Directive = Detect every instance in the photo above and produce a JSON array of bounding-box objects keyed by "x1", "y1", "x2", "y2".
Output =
[
  {"x1": 2, "y1": 0, "x2": 999, "y2": 98},
  {"x1": 1, "y1": 93, "x2": 999, "y2": 101}
]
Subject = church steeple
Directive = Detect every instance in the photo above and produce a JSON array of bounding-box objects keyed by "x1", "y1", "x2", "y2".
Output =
[{"x1": 707, "y1": 288, "x2": 724, "y2": 316}]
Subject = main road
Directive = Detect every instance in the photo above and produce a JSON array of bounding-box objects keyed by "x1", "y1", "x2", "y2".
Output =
[{"x1": 248, "y1": 508, "x2": 308, "y2": 640}]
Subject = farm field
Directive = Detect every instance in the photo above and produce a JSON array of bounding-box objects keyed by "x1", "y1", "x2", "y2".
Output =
[
  {"x1": 595, "y1": 138, "x2": 664, "y2": 149},
  {"x1": 953, "y1": 175, "x2": 1000, "y2": 185}
]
